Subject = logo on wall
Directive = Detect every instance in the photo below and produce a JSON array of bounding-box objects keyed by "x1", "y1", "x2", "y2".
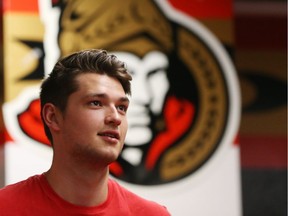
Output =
[{"x1": 4, "y1": 0, "x2": 239, "y2": 185}]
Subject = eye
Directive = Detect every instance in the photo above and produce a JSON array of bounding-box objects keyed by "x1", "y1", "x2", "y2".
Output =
[
  {"x1": 89, "y1": 101, "x2": 102, "y2": 107},
  {"x1": 117, "y1": 105, "x2": 128, "y2": 113}
]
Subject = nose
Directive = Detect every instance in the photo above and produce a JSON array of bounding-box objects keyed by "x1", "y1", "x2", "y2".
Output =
[{"x1": 105, "y1": 107, "x2": 121, "y2": 126}]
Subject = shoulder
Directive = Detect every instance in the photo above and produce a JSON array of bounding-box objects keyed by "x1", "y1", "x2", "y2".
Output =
[
  {"x1": 109, "y1": 179, "x2": 171, "y2": 215},
  {"x1": 0, "y1": 175, "x2": 42, "y2": 203}
]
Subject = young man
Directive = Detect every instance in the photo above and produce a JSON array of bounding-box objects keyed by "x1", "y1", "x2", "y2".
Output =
[{"x1": 0, "y1": 49, "x2": 170, "y2": 215}]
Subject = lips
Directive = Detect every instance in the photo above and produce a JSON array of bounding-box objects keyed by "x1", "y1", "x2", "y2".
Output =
[{"x1": 98, "y1": 131, "x2": 120, "y2": 140}]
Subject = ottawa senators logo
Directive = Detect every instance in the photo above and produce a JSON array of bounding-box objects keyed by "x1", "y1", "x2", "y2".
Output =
[{"x1": 3, "y1": 0, "x2": 240, "y2": 185}]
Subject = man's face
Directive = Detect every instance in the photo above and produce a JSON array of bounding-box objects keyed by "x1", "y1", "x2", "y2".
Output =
[
  {"x1": 114, "y1": 51, "x2": 169, "y2": 146},
  {"x1": 56, "y1": 73, "x2": 129, "y2": 166}
]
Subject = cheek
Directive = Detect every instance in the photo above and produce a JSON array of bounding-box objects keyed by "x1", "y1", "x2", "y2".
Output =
[
  {"x1": 121, "y1": 119, "x2": 128, "y2": 136},
  {"x1": 64, "y1": 112, "x2": 98, "y2": 133}
]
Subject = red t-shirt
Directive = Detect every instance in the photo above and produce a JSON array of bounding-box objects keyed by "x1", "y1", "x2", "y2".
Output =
[{"x1": 0, "y1": 174, "x2": 170, "y2": 216}]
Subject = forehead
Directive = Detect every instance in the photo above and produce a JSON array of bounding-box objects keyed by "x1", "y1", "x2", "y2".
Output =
[{"x1": 74, "y1": 73, "x2": 126, "y2": 96}]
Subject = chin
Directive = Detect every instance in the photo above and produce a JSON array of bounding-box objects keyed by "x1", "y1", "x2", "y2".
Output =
[{"x1": 103, "y1": 149, "x2": 121, "y2": 163}]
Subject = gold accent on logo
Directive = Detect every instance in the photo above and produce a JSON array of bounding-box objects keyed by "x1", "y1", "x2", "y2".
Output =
[
  {"x1": 160, "y1": 28, "x2": 228, "y2": 181},
  {"x1": 4, "y1": 14, "x2": 44, "y2": 102}
]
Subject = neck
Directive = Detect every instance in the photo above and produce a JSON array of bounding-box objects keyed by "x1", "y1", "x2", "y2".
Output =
[{"x1": 45, "y1": 157, "x2": 110, "y2": 207}]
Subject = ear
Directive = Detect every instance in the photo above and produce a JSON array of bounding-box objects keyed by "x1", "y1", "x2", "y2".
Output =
[{"x1": 42, "y1": 103, "x2": 62, "y2": 132}]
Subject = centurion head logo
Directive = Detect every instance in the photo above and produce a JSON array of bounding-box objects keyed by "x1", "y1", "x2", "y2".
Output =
[{"x1": 4, "y1": 0, "x2": 240, "y2": 186}]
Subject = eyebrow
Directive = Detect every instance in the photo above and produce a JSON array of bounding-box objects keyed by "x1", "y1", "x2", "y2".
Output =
[{"x1": 86, "y1": 93, "x2": 130, "y2": 103}]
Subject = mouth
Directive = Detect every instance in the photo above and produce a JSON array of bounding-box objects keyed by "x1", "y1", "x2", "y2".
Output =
[{"x1": 98, "y1": 131, "x2": 120, "y2": 140}]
